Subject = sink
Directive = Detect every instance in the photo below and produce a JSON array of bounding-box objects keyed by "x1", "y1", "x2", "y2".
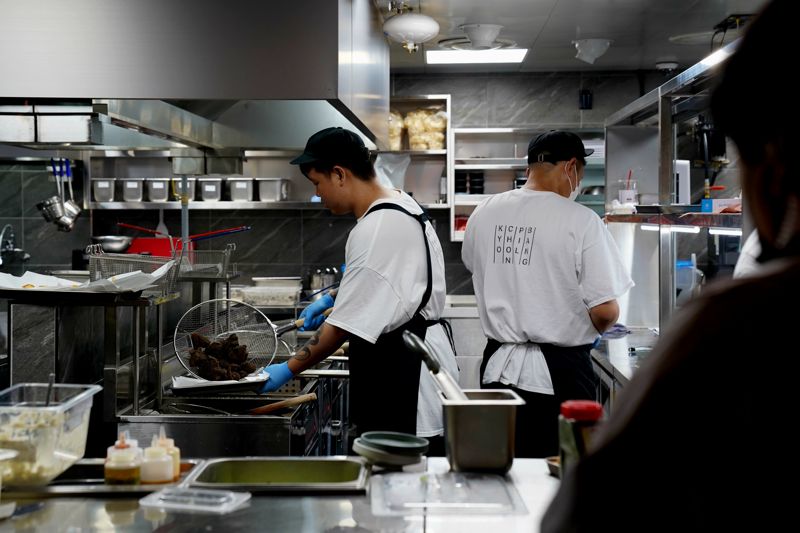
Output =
[{"x1": 183, "y1": 457, "x2": 369, "y2": 494}]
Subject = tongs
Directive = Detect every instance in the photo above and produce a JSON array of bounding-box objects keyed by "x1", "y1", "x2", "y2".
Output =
[{"x1": 403, "y1": 330, "x2": 468, "y2": 401}]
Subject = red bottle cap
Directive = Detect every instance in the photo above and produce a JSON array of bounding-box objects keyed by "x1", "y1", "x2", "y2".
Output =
[{"x1": 560, "y1": 400, "x2": 603, "y2": 421}]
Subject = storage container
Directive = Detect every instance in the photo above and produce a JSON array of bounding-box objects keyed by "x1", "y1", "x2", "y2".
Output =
[
  {"x1": 228, "y1": 177, "x2": 254, "y2": 202},
  {"x1": 0, "y1": 383, "x2": 102, "y2": 486},
  {"x1": 198, "y1": 178, "x2": 223, "y2": 201},
  {"x1": 120, "y1": 178, "x2": 144, "y2": 202},
  {"x1": 146, "y1": 178, "x2": 171, "y2": 202},
  {"x1": 256, "y1": 178, "x2": 290, "y2": 202},
  {"x1": 92, "y1": 178, "x2": 115, "y2": 202},
  {"x1": 171, "y1": 177, "x2": 196, "y2": 201},
  {"x1": 439, "y1": 389, "x2": 525, "y2": 474}
]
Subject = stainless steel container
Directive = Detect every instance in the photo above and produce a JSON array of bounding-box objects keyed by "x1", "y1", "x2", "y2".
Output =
[
  {"x1": 440, "y1": 389, "x2": 525, "y2": 474},
  {"x1": 256, "y1": 178, "x2": 289, "y2": 202},
  {"x1": 146, "y1": 178, "x2": 170, "y2": 202},
  {"x1": 171, "y1": 177, "x2": 196, "y2": 200},
  {"x1": 198, "y1": 178, "x2": 223, "y2": 201},
  {"x1": 228, "y1": 177, "x2": 254, "y2": 201},
  {"x1": 92, "y1": 178, "x2": 115, "y2": 202},
  {"x1": 120, "y1": 178, "x2": 144, "y2": 202}
]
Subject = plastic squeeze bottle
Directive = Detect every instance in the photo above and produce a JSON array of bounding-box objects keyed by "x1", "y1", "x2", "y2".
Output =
[
  {"x1": 104, "y1": 433, "x2": 141, "y2": 485},
  {"x1": 140, "y1": 436, "x2": 173, "y2": 484},
  {"x1": 157, "y1": 426, "x2": 181, "y2": 481}
]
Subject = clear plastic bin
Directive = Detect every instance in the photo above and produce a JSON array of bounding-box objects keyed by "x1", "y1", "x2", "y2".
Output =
[
  {"x1": 0, "y1": 383, "x2": 102, "y2": 486},
  {"x1": 92, "y1": 178, "x2": 115, "y2": 202},
  {"x1": 121, "y1": 179, "x2": 144, "y2": 202},
  {"x1": 146, "y1": 178, "x2": 171, "y2": 202}
]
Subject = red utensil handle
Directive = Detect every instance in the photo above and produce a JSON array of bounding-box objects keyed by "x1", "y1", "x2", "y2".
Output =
[{"x1": 117, "y1": 222, "x2": 166, "y2": 235}]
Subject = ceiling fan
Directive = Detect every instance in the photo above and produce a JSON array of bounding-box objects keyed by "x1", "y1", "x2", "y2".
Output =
[{"x1": 437, "y1": 23, "x2": 517, "y2": 51}]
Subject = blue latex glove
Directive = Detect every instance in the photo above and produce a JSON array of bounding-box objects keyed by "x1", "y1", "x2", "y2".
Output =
[
  {"x1": 299, "y1": 293, "x2": 334, "y2": 331},
  {"x1": 259, "y1": 362, "x2": 295, "y2": 394}
]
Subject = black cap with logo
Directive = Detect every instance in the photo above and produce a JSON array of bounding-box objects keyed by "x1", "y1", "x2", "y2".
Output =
[
  {"x1": 527, "y1": 130, "x2": 594, "y2": 165},
  {"x1": 290, "y1": 127, "x2": 370, "y2": 167}
]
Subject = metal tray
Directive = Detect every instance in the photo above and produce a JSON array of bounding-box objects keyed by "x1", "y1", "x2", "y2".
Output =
[{"x1": 1, "y1": 459, "x2": 204, "y2": 498}]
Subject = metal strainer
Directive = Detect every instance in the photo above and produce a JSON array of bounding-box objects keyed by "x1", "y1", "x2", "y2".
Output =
[{"x1": 173, "y1": 299, "x2": 278, "y2": 380}]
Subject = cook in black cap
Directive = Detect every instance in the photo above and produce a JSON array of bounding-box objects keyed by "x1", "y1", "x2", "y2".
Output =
[
  {"x1": 262, "y1": 127, "x2": 459, "y2": 453},
  {"x1": 461, "y1": 130, "x2": 632, "y2": 457},
  {"x1": 527, "y1": 130, "x2": 594, "y2": 200}
]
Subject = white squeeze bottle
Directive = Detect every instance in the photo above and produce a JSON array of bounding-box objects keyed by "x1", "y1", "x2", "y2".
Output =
[
  {"x1": 157, "y1": 426, "x2": 181, "y2": 481},
  {"x1": 140, "y1": 435, "x2": 173, "y2": 484}
]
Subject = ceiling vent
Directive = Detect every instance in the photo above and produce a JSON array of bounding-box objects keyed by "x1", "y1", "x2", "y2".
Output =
[{"x1": 437, "y1": 23, "x2": 516, "y2": 51}]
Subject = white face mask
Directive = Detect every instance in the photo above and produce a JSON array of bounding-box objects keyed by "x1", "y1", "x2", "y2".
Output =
[{"x1": 564, "y1": 163, "x2": 580, "y2": 201}]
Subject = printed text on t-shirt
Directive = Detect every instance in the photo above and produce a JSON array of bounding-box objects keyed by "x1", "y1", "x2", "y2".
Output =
[{"x1": 494, "y1": 224, "x2": 536, "y2": 265}]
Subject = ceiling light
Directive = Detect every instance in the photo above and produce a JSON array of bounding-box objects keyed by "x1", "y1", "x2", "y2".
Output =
[
  {"x1": 572, "y1": 38, "x2": 612, "y2": 64},
  {"x1": 383, "y1": 3, "x2": 439, "y2": 53},
  {"x1": 640, "y1": 224, "x2": 660, "y2": 232},
  {"x1": 426, "y1": 49, "x2": 528, "y2": 64}
]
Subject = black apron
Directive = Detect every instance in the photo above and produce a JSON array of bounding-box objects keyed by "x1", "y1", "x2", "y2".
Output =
[{"x1": 347, "y1": 202, "x2": 438, "y2": 437}]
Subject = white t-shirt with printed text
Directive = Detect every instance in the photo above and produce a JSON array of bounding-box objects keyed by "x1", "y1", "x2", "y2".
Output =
[{"x1": 462, "y1": 187, "x2": 633, "y2": 394}]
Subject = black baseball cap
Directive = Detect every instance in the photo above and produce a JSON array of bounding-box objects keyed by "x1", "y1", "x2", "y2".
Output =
[
  {"x1": 290, "y1": 127, "x2": 370, "y2": 166},
  {"x1": 527, "y1": 130, "x2": 594, "y2": 165}
]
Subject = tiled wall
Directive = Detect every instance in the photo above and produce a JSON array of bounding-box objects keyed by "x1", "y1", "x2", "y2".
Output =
[{"x1": 0, "y1": 161, "x2": 90, "y2": 276}]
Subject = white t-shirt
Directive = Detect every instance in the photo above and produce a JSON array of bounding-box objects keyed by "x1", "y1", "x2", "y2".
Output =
[
  {"x1": 733, "y1": 230, "x2": 762, "y2": 278},
  {"x1": 462, "y1": 188, "x2": 633, "y2": 394},
  {"x1": 326, "y1": 190, "x2": 458, "y2": 437}
]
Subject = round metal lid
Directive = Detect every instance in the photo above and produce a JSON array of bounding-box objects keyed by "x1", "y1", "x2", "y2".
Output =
[{"x1": 359, "y1": 431, "x2": 429, "y2": 456}]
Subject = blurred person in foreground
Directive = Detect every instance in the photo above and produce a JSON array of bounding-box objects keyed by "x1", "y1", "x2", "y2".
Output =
[{"x1": 542, "y1": 1, "x2": 800, "y2": 530}]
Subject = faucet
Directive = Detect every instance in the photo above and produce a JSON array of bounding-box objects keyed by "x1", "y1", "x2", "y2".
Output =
[{"x1": 0, "y1": 224, "x2": 30, "y2": 266}]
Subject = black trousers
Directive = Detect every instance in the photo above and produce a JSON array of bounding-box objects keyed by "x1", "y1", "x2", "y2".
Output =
[{"x1": 480, "y1": 339, "x2": 600, "y2": 458}]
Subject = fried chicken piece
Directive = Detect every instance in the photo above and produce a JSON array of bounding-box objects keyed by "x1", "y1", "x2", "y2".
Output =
[
  {"x1": 241, "y1": 361, "x2": 257, "y2": 375},
  {"x1": 189, "y1": 348, "x2": 207, "y2": 367},
  {"x1": 191, "y1": 332, "x2": 211, "y2": 349},
  {"x1": 205, "y1": 342, "x2": 224, "y2": 357},
  {"x1": 229, "y1": 344, "x2": 248, "y2": 364}
]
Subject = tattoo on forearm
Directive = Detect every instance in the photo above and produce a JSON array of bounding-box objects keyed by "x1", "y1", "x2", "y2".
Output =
[{"x1": 294, "y1": 331, "x2": 321, "y2": 362}]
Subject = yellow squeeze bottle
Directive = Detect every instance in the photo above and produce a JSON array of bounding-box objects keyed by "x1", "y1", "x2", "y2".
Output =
[{"x1": 157, "y1": 426, "x2": 181, "y2": 481}]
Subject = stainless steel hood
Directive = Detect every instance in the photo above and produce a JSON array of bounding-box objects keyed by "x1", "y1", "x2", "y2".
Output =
[{"x1": 0, "y1": 0, "x2": 389, "y2": 150}]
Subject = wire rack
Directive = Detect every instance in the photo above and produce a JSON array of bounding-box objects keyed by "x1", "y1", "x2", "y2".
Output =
[
  {"x1": 87, "y1": 245, "x2": 180, "y2": 297},
  {"x1": 179, "y1": 243, "x2": 237, "y2": 278}
]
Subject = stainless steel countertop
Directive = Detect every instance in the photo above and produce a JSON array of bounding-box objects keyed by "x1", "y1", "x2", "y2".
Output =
[
  {"x1": 2, "y1": 458, "x2": 560, "y2": 532},
  {"x1": 591, "y1": 328, "x2": 660, "y2": 386}
]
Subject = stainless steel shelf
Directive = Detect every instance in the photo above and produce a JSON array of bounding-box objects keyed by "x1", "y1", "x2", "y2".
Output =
[
  {"x1": 606, "y1": 212, "x2": 742, "y2": 229},
  {"x1": 89, "y1": 201, "x2": 326, "y2": 210},
  {"x1": 455, "y1": 163, "x2": 527, "y2": 170},
  {"x1": 376, "y1": 149, "x2": 446, "y2": 155},
  {"x1": 89, "y1": 201, "x2": 450, "y2": 210}
]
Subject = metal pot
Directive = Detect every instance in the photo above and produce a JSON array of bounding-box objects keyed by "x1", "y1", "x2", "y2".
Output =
[{"x1": 91, "y1": 235, "x2": 133, "y2": 253}]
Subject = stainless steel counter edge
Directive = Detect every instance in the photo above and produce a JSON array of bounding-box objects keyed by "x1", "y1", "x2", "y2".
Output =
[
  {"x1": 2, "y1": 458, "x2": 560, "y2": 532},
  {"x1": 591, "y1": 328, "x2": 660, "y2": 387}
]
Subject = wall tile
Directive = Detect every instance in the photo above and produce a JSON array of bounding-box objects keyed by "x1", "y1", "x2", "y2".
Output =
[
  {"x1": 445, "y1": 262, "x2": 474, "y2": 295},
  {"x1": 0, "y1": 171, "x2": 22, "y2": 217},
  {"x1": 23, "y1": 217, "x2": 91, "y2": 265},
  {"x1": 21, "y1": 169, "x2": 57, "y2": 217},
  {"x1": 393, "y1": 74, "x2": 490, "y2": 127},
  {"x1": 301, "y1": 213, "x2": 354, "y2": 266},
  {"x1": 209, "y1": 212, "x2": 303, "y2": 264}
]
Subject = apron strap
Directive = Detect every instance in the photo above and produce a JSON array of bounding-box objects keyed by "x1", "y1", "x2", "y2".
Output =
[{"x1": 364, "y1": 202, "x2": 433, "y2": 317}]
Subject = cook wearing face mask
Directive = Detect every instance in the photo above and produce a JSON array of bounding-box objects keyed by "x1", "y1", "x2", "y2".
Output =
[{"x1": 462, "y1": 130, "x2": 634, "y2": 458}]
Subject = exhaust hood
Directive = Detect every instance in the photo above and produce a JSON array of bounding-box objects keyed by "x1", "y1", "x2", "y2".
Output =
[{"x1": 0, "y1": 0, "x2": 389, "y2": 151}]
